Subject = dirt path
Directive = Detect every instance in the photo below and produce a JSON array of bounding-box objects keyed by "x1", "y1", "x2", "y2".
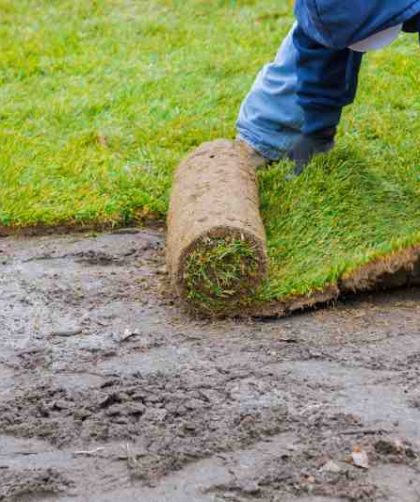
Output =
[{"x1": 0, "y1": 229, "x2": 419, "y2": 501}]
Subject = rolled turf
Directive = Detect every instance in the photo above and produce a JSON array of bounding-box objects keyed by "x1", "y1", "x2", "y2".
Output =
[
  {"x1": 166, "y1": 140, "x2": 267, "y2": 313},
  {"x1": 0, "y1": 0, "x2": 419, "y2": 315}
]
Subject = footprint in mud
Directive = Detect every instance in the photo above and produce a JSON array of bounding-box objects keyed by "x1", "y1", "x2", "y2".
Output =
[{"x1": 0, "y1": 370, "x2": 289, "y2": 483}]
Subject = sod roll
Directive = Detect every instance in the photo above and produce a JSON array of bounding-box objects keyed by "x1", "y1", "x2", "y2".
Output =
[{"x1": 166, "y1": 139, "x2": 267, "y2": 313}]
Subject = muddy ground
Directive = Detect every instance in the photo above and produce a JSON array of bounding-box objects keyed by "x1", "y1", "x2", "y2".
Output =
[{"x1": 0, "y1": 228, "x2": 419, "y2": 501}]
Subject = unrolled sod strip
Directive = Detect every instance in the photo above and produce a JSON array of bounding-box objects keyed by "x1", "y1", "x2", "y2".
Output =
[{"x1": 166, "y1": 139, "x2": 268, "y2": 313}]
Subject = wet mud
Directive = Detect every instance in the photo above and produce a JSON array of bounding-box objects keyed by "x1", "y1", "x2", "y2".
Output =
[{"x1": 0, "y1": 229, "x2": 419, "y2": 501}]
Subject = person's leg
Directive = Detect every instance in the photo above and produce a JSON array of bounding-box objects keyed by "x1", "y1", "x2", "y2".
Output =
[{"x1": 236, "y1": 23, "x2": 303, "y2": 162}]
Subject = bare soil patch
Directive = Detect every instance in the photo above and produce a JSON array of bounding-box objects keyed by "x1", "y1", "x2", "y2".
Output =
[{"x1": 0, "y1": 230, "x2": 419, "y2": 501}]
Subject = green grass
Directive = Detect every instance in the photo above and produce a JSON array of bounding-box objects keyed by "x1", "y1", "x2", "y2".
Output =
[
  {"x1": 183, "y1": 235, "x2": 262, "y2": 313},
  {"x1": 1, "y1": 0, "x2": 419, "y2": 306}
]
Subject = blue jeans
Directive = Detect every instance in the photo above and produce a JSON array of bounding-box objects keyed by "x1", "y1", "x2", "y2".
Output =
[{"x1": 236, "y1": 24, "x2": 303, "y2": 161}]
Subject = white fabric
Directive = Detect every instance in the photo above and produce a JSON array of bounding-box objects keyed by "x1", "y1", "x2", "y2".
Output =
[{"x1": 350, "y1": 24, "x2": 403, "y2": 52}]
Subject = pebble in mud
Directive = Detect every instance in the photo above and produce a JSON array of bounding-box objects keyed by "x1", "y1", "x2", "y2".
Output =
[{"x1": 50, "y1": 327, "x2": 83, "y2": 337}]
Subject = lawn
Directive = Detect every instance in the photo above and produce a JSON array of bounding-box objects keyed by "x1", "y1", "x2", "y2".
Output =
[{"x1": 1, "y1": 0, "x2": 419, "y2": 308}]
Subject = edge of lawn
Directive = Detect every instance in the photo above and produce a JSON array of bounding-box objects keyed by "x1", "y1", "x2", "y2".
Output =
[
  {"x1": 0, "y1": 210, "x2": 162, "y2": 237},
  {"x1": 244, "y1": 243, "x2": 420, "y2": 319},
  {"x1": 1, "y1": 216, "x2": 418, "y2": 319}
]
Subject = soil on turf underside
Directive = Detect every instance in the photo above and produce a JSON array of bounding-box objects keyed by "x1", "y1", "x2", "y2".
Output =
[{"x1": 0, "y1": 229, "x2": 419, "y2": 501}]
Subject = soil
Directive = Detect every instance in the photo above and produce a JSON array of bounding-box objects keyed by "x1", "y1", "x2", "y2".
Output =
[{"x1": 0, "y1": 228, "x2": 419, "y2": 501}]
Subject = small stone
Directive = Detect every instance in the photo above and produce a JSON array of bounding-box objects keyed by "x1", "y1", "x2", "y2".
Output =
[
  {"x1": 351, "y1": 448, "x2": 369, "y2": 469},
  {"x1": 51, "y1": 327, "x2": 82, "y2": 337},
  {"x1": 182, "y1": 422, "x2": 197, "y2": 432}
]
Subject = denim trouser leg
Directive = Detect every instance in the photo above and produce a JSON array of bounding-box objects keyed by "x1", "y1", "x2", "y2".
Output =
[{"x1": 236, "y1": 23, "x2": 304, "y2": 161}]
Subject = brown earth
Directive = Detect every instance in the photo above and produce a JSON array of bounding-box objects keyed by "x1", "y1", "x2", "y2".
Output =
[{"x1": 0, "y1": 228, "x2": 419, "y2": 501}]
